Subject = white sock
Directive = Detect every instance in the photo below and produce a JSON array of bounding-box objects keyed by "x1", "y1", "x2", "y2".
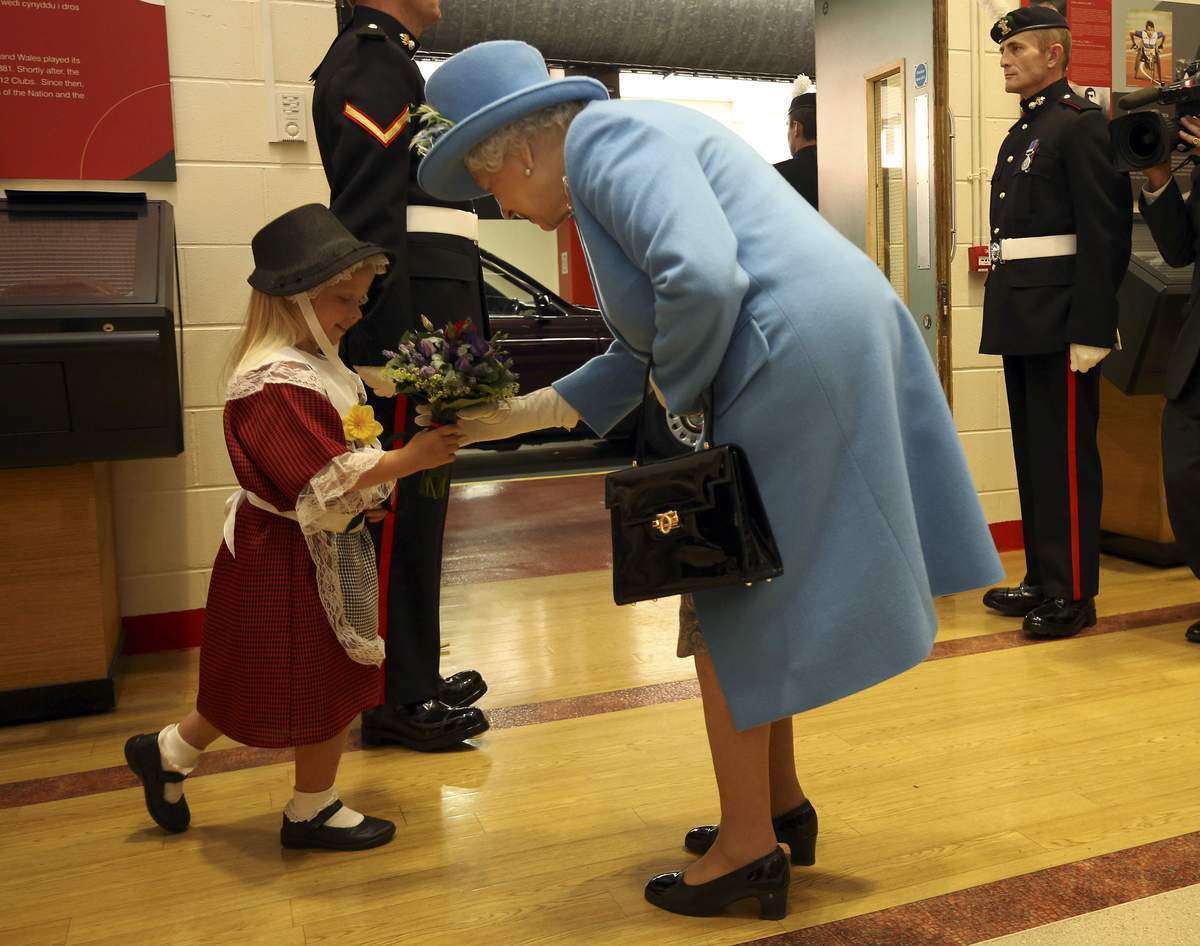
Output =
[
  {"x1": 157, "y1": 723, "x2": 201, "y2": 804},
  {"x1": 284, "y1": 786, "x2": 365, "y2": 828}
]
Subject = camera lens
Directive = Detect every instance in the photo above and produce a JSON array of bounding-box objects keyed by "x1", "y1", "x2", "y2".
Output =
[
  {"x1": 1128, "y1": 121, "x2": 1162, "y2": 159},
  {"x1": 1110, "y1": 111, "x2": 1170, "y2": 169}
]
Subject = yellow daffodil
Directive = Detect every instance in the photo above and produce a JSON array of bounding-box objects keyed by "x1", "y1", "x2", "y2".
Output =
[{"x1": 343, "y1": 404, "x2": 383, "y2": 443}]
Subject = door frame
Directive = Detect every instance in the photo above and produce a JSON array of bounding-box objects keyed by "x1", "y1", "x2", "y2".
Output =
[
  {"x1": 932, "y1": 0, "x2": 952, "y2": 402},
  {"x1": 864, "y1": 59, "x2": 910, "y2": 306}
]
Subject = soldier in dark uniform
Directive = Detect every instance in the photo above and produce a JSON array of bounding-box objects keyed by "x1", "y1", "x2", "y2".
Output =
[
  {"x1": 1139, "y1": 119, "x2": 1200, "y2": 645},
  {"x1": 980, "y1": 7, "x2": 1131, "y2": 638},
  {"x1": 774, "y1": 76, "x2": 818, "y2": 210},
  {"x1": 311, "y1": 0, "x2": 491, "y2": 749}
]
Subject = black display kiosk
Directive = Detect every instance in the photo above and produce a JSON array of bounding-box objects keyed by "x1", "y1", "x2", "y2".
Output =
[
  {"x1": 0, "y1": 191, "x2": 183, "y2": 723},
  {"x1": 1099, "y1": 219, "x2": 1189, "y2": 566}
]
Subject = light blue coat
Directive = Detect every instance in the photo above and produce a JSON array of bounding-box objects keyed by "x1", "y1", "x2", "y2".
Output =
[{"x1": 553, "y1": 100, "x2": 1003, "y2": 731}]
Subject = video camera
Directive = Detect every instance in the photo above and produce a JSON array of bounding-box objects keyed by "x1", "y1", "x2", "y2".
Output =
[{"x1": 1111, "y1": 59, "x2": 1200, "y2": 171}]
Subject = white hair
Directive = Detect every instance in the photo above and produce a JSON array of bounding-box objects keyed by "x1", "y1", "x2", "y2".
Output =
[{"x1": 465, "y1": 101, "x2": 588, "y2": 176}]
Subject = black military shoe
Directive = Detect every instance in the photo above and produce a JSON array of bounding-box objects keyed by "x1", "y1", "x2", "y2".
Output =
[
  {"x1": 1185, "y1": 621, "x2": 1200, "y2": 644},
  {"x1": 983, "y1": 582, "x2": 1047, "y2": 616},
  {"x1": 280, "y1": 800, "x2": 395, "y2": 851},
  {"x1": 1023, "y1": 598, "x2": 1097, "y2": 639},
  {"x1": 438, "y1": 670, "x2": 487, "y2": 708},
  {"x1": 360, "y1": 700, "x2": 489, "y2": 751},
  {"x1": 124, "y1": 733, "x2": 190, "y2": 834}
]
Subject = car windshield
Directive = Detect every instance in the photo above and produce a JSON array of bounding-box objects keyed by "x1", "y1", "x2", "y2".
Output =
[{"x1": 483, "y1": 265, "x2": 538, "y2": 306}]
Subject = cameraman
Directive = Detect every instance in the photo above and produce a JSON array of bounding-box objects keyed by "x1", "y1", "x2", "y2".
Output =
[{"x1": 1138, "y1": 116, "x2": 1200, "y2": 645}]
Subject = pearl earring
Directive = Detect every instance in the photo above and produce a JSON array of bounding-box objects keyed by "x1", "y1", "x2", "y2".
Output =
[{"x1": 524, "y1": 167, "x2": 533, "y2": 177}]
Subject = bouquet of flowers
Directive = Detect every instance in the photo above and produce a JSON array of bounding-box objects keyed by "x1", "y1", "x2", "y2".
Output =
[{"x1": 374, "y1": 316, "x2": 519, "y2": 498}]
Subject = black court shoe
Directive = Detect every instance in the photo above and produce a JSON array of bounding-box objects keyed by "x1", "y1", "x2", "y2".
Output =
[
  {"x1": 124, "y1": 733, "x2": 190, "y2": 834},
  {"x1": 1185, "y1": 621, "x2": 1200, "y2": 643},
  {"x1": 684, "y1": 800, "x2": 818, "y2": 866},
  {"x1": 645, "y1": 846, "x2": 790, "y2": 919},
  {"x1": 983, "y1": 582, "x2": 1047, "y2": 617},
  {"x1": 280, "y1": 801, "x2": 396, "y2": 851},
  {"x1": 438, "y1": 670, "x2": 488, "y2": 708},
  {"x1": 1023, "y1": 598, "x2": 1097, "y2": 639}
]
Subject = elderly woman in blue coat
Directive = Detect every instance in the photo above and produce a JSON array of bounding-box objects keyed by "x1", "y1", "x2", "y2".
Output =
[{"x1": 410, "y1": 42, "x2": 1003, "y2": 920}]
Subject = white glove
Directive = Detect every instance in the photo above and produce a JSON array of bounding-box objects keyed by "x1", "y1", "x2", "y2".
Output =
[
  {"x1": 415, "y1": 387, "x2": 580, "y2": 446},
  {"x1": 353, "y1": 365, "x2": 395, "y2": 398},
  {"x1": 1069, "y1": 344, "x2": 1111, "y2": 374}
]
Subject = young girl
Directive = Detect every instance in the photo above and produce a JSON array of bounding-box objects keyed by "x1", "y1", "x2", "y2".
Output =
[{"x1": 125, "y1": 204, "x2": 463, "y2": 851}]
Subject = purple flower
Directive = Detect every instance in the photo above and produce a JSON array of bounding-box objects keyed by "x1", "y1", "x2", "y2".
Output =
[
  {"x1": 418, "y1": 339, "x2": 436, "y2": 358},
  {"x1": 468, "y1": 334, "x2": 489, "y2": 357},
  {"x1": 455, "y1": 356, "x2": 472, "y2": 372},
  {"x1": 419, "y1": 365, "x2": 437, "y2": 378},
  {"x1": 382, "y1": 349, "x2": 401, "y2": 360}
]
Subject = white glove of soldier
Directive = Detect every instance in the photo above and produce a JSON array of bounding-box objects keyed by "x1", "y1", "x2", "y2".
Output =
[
  {"x1": 415, "y1": 387, "x2": 580, "y2": 446},
  {"x1": 1069, "y1": 344, "x2": 1111, "y2": 374},
  {"x1": 353, "y1": 365, "x2": 395, "y2": 398}
]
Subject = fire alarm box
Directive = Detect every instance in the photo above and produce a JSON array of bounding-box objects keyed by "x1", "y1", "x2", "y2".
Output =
[{"x1": 969, "y1": 245, "x2": 992, "y2": 273}]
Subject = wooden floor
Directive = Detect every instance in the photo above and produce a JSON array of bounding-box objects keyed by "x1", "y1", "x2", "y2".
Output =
[{"x1": 2, "y1": 549, "x2": 1199, "y2": 946}]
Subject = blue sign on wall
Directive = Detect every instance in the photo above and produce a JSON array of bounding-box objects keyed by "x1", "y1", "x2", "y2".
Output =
[{"x1": 915, "y1": 62, "x2": 928, "y2": 89}]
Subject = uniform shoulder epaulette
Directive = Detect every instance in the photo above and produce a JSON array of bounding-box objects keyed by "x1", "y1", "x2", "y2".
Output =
[
  {"x1": 1059, "y1": 94, "x2": 1100, "y2": 112},
  {"x1": 356, "y1": 24, "x2": 388, "y2": 41}
]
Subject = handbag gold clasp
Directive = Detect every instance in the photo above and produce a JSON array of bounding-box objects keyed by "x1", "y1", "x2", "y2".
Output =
[{"x1": 652, "y1": 510, "x2": 680, "y2": 535}]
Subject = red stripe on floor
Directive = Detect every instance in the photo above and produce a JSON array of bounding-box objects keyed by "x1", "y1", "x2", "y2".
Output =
[
  {"x1": 737, "y1": 832, "x2": 1200, "y2": 946},
  {"x1": 9, "y1": 601, "x2": 1199, "y2": 812}
]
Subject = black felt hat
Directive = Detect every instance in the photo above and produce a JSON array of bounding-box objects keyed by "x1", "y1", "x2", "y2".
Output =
[
  {"x1": 247, "y1": 204, "x2": 393, "y2": 296},
  {"x1": 991, "y1": 6, "x2": 1069, "y2": 45}
]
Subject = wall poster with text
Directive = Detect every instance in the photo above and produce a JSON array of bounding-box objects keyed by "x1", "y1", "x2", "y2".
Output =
[{"x1": 0, "y1": 0, "x2": 175, "y2": 181}]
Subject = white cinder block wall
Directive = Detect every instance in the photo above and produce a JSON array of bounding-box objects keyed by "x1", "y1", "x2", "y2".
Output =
[
  {"x1": 947, "y1": 1, "x2": 1021, "y2": 525},
  {"x1": 2, "y1": 1, "x2": 1021, "y2": 627}
]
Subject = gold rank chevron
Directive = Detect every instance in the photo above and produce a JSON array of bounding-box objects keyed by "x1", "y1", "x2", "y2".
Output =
[{"x1": 342, "y1": 102, "x2": 411, "y2": 147}]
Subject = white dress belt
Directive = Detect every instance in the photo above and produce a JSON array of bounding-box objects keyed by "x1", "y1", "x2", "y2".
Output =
[
  {"x1": 222, "y1": 489, "x2": 358, "y2": 557},
  {"x1": 992, "y1": 234, "x2": 1077, "y2": 263},
  {"x1": 407, "y1": 206, "x2": 479, "y2": 242},
  {"x1": 224, "y1": 490, "x2": 295, "y2": 557}
]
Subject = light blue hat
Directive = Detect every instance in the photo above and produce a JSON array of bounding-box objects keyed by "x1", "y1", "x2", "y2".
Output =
[{"x1": 416, "y1": 41, "x2": 609, "y2": 201}]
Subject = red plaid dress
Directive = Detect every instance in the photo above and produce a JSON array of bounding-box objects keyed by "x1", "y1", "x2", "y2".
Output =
[{"x1": 197, "y1": 367, "x2": 382, "y2": 747}]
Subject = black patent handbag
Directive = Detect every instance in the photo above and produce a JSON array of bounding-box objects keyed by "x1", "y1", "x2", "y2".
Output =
[{"x1": 604, "y1": 367, "x2": 784, "y2": 606}]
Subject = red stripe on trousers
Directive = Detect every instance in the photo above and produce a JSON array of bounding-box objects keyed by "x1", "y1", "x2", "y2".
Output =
[
  {"x1": 1066, "y1": 364, "x2": 1081, "y2": 601},
  {"x1": 376, "y1": 394, "x2": 408, "y2": 703}
]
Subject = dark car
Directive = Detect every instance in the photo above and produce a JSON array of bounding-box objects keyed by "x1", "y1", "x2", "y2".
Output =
[{"x1": 480, "y1": 248, "x2": 700, "y2": 456}]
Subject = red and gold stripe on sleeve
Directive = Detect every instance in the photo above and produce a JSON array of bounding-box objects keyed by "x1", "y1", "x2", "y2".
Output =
[{"x1": 342, "y1": 102, "x2": 411, "y2": 147}]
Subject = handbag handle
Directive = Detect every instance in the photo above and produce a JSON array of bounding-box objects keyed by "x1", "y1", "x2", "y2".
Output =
[{"x1": 633, "y1": 360, "x2": 713, "y2": 466}]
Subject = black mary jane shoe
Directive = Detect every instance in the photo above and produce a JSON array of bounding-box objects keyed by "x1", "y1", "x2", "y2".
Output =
[
  {"x1": 360, "y1": 699, "x2": 489, "y2": 751},
  {"x1": 1022, "y1": 597, "x2": 1097, "y2": 639},
  {"x1": 684, "y1": 800, "x2": 817, "y2": 865},
  {"x1": 437, "y1": 670, "x2": 488, "y2": 708},
  {"x1": 280, "y1": 800, "x2": 396, "y2": 851},
  {"x1": 124, "y1": 733, "x2": 190, "y2": 834},
  {"x1": 1186, "y1": 621, "x2": 1200, "y2": 644},
  {"x1": 982, "y1": 582, "x2": 1047, "y2": 617},
  {"x1": 645, "y1": 846, "x2": 790, "y2": 919}
]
